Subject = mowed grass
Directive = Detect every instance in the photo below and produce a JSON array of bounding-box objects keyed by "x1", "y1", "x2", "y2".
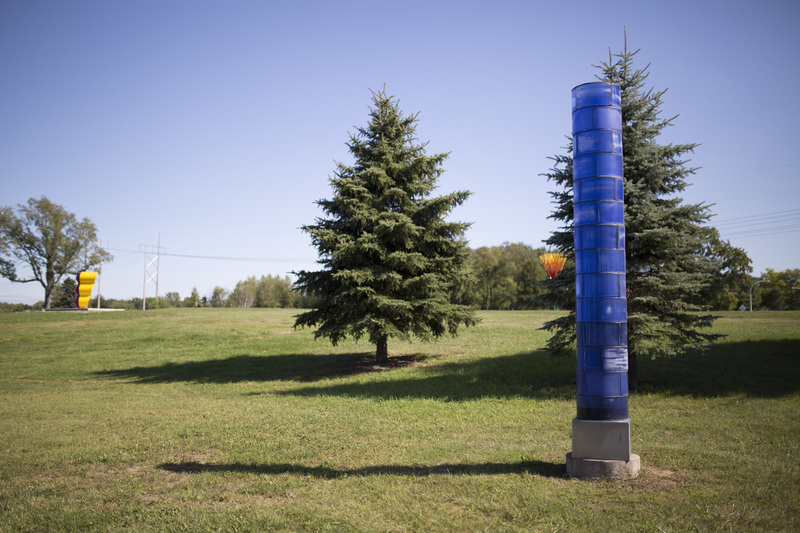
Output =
[{"x1": 0, "y1": 309, "x2": 798, "y2": 532}]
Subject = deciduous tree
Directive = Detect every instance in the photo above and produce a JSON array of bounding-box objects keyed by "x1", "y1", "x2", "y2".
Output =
[
  {"x1": 0, "y1": 196, "x2": 111, "y2": 309},
  {"x1": 759, "y1": 268, "x2": 800, "y2": 310},
  {"x1": 209, "y1": 286, "x2": 228, "y2": 308},
  {"x1": 697, "y1": 227, "x2": 753, "y2": 310},
  {"x1": 230, "y1": 276, "x2": 257, "y2": 308},
  {"x1": 463, "y1": 243, "x2": 549, "y2": 310},
  {"x1": 184, "y1": 287, "x2": 202, "y2": 308}
]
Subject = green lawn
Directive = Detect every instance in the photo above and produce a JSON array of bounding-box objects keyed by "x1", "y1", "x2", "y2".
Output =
[{"x1": 1, "y1": 309, "x2": 798, "y2": 532}]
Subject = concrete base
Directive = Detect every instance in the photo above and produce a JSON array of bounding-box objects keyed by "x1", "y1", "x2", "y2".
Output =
[
  {"x1": 572, "y1": 418, "x2": 631, "y2": 461},
  {"x1": 566, "y1": 452, "x2": 640, "y2": 479}
]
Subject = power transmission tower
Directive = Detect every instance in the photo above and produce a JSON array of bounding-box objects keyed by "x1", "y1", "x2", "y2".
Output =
[{"x1": 140, "y1": 235, "x2": 165, "y2": 311}]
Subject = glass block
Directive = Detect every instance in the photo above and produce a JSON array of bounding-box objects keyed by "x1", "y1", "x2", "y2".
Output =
[
  {"x1": 599, "y1": 298, "x2": 627, "y2": 322},
  {"x1": 580, "y1": 321, "x2": 622, "y2": 346},
  {"x1": 616, "y1": 177, "x2": 624, "y2": 200},
  {"x1": 611, "y1": 84, "x2": 621, "y2": 107},
  {"x1": 578, "y1": 346, "x2": 604, "y2": 371},
  {"x1": 617, "y1": 226, "x2": 626, "y2": 249},
  {"x1": 573, "y1": 154, "x2": 596, "y2": 179},
  {"x1": 611, "y1": 130, "x2": 623, "y2": 154},
  {"x1": 599, "y1": 201, "x2": 624, "y2": 224},
  {"x1": 599, "y1": 249, "x2": 625, "y2": 272},
  {"x1": 602, "y1": 346, "x2": 628, "y2": 371},
  {"x1": 595, "y1": 106, "x2": 621, "y2": 130},
  {"x1": 572, "y1": 107, "x2": 595, "y2": 133},
  {"x1": 574, "y1": 201, "x2": 599, "y2": 226},
  {"x1": 577, "y1": 225, "x2": 620, "y2": 250},
  {"x1": 577, "y1": 298, "x2": 600, "y2": 322},
  {"x1": 575, "y1": 130, "x2": 614, "y2": 156},
  {"x1": 578, "y1": 394, "x2": 628, "y2": 420},
  {"x1": 581, "y1": 273, "x2": 623, "y2": 297},
  {"x1": 577, "y1": 394, "x2": 603, "y2": 410},
  {"x1": 572, "y1": 83, "x2": 612, "y2": 110},
  {"x1": 577, "y1": 177, "x2": 617, "y2": 202},
  {"x1": 600, "y1": 396, "x2": 628, "y2": 411},
  {"x1": 595, "y1": 153, "x2": 623, "y2": 177},
  {"x1": 576, "y1": 249, "x2": 599, "y2": 273},
  {"x1": 583, "y1": 371, "x2": 621, "y2": 396}
]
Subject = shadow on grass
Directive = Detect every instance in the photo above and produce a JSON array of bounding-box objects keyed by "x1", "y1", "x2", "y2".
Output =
[
  {"x1": 94, "y1": 349, "x2": 574, "y2": 401},
  {"x1": 157, "y1": 459, "x2": 565, "y2": 479},
  {"x1": 281, "y1": 350, "x2": 574, "y2": 401},
  {"x1": 281, "y1": 339, "x2": 800, "y2": 400},
  {"x1": 637, "y1": 338, "x2": 800, "y2": 398},
  {"x1": 94, "y1": 352, "x2": 380, "y2": 384},
  {"x1": 94, "y1": 339, "x2": 800, "y2": 400}
]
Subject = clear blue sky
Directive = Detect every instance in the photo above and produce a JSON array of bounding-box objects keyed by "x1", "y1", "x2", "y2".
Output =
[{"x1": 2, "y1": 0, "x2": 799, "y2": 305}]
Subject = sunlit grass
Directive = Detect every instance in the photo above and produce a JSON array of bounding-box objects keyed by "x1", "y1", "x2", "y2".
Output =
[{"x1": 1, "y1": 309, "x2": 798, "y2": 531}]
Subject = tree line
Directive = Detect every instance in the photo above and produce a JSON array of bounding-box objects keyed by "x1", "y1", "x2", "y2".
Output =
[
  {"x1": 89, "y1": 274, "x2": 318, "y2": 310},
  {"x1": 3, "y1": 247, "x2": 798, "y2": 313}
]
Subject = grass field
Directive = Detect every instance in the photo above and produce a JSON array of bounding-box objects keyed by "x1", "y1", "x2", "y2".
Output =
[{"x1": 1, "y1": 308, "x2": 798, "y2": 532}]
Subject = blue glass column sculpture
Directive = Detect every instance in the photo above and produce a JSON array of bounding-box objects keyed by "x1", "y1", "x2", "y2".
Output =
[{"x1": 567, "y1": 82, "x2": 639, "y2": 479}]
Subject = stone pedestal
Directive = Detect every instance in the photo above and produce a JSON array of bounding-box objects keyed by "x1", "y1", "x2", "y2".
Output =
[
  {"x1": 566, "y1": 418, "x2": 639, "y2": 479},
  {"x1": 566, "y1": 452, "x2": 640, "y2": 479}
]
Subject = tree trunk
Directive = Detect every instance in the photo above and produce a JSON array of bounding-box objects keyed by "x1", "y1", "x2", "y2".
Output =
[
  {"x1": 375, "y1": 336, "x2": 389, "y2": 365},
  {"x1": 628, "y1": 350, "x2": 638, "y2": 392},
  {"x1": 44, "y1": 282, "x2": 54, "y2": 310}
]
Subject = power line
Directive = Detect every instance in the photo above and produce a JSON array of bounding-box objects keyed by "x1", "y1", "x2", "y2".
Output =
[
  {"x1": 699, "y1": 163, "x2": 800, "y2": 180},
  {"x1": 107, "y1": 247, "x2": 314, "y2": 263},
  {"x1": 715, "y1": 215, "x2": 800, "y2": 231},
  {"x1": 724, "y1": 224, "x2": 800, "y2": 239},
  {"x1": 713, "y1": 208, "x2": 800, "y2": 226},
  {"x1": 708, "y1": 207, "x2": 800, "y2": 239}
]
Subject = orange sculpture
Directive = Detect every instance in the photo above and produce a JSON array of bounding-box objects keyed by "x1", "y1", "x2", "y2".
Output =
[{"x1": 540, "y1": 253, "x2": 566, "y2": 279}]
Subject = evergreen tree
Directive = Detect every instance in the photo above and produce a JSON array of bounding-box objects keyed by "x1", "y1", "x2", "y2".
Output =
[
  {"x1": 294, "y1": 89, "x2": 477, "y2": 363},
  {"x1": 541, "y1": 42, "x2": 730, "y2": 389},
  {"x1": 52, "y1": 276, "x2": 77, "y2": 308}
]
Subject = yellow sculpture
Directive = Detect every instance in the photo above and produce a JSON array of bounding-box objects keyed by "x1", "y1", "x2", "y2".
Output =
[{"x1": 75, "y1": 271, "x2": 98, "y2": 309}]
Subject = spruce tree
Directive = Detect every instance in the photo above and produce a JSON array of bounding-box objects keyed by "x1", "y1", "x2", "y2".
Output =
[
  {"x1": 541, "y1": 43, "x2": 727, "y2": 389},
  {"x1": 294, "y1": 89, "x2": 477, "y2": 364}
]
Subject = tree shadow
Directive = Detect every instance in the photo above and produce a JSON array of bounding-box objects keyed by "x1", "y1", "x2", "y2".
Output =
[
  {"x1": 637, "y1": 338, "x2": 800, "y2": 398},
  {"x1": 280, "y1": 350, "x2": 574, "y2": 401},
  {"x1": 156, "y1": 459, "x2": 565, "y2": 479},
  {"x1": 281, "y1": 339, "x2": 800, "y2": 401},
  {"x1": 93, "y1": 352, "x2": 387, "y2": 384},
  {"x1": 94, "y1": 339, "x2": 800, "y2": 400}
]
